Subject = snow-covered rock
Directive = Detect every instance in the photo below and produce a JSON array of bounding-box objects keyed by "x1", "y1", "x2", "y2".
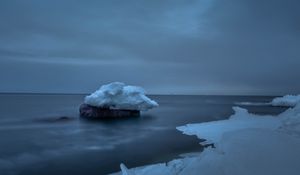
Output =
[
  {"x1": 112, "y1": 101, "x2": 300, "y2": 175},
  {"x1": 271, "y1": 94, "x2": 300, "y2": 107},
  {"x1": 84, "y1": 82, "x2": 158, "y2": 111}
]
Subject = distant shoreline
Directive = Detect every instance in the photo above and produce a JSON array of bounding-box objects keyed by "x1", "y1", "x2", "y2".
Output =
[{"x1": 0, "y1": 92, "x2": 279, "y2": 97}]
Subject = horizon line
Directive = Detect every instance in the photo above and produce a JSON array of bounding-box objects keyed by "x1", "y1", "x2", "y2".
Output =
[{"x1": 0, "y1": 91, "x2": 282, "y2": 97}]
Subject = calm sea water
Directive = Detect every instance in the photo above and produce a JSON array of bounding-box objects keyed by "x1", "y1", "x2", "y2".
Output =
[{"x1": 0, "y1": 94, "x2": 288, "y2": 175}]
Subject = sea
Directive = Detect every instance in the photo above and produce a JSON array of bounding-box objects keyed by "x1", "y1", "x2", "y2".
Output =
[{"x1": 0, "y1": 94, "x2": 288, "y2": 175}]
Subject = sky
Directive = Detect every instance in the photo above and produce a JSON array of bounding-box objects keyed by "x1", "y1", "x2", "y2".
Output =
[{"x1": 0, "y1": 0, "x2": 299, "y2": 95}]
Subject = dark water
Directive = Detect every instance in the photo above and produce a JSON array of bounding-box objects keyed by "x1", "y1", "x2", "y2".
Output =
[{"x1": 0, "y1": 94, "x2": 288, "y2": 175}]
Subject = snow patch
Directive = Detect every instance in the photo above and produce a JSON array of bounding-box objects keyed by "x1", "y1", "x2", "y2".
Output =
[
  {"x1": 84, "y1": 82, "x2": 158, "y2": 111},
  {"x1": 271, "y1": 94, "x2": 300, "y2": 107}
]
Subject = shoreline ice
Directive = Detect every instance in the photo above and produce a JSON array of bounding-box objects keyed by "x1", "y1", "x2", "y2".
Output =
[
  {"x1": 113, "y1": 98, "x2": 300, "y2": 175},
  {"x1": 271, "y1": 95, "x2": 300, "y2": 107}
]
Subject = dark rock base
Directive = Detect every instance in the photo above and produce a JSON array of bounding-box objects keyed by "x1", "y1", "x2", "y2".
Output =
[{"x1": 79, "y1": 104, "x2": 140, "y2": 119}]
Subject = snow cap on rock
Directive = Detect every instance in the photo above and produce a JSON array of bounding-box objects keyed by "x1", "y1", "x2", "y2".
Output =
[{"x1": 84, "y1": 82, "x2": 158, "y2": 111}]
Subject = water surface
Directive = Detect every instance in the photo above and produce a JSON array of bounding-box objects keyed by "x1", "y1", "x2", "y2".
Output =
[{"x1": 0, "y1": 94, "x2": 287, "y2": 175}]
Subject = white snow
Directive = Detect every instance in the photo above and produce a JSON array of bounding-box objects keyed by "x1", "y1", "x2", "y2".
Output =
[
  {"x1": 271, "y1": 94, "x2": 300, "y2": 107},
  {"x1": 112, "y1": 101, "x2": 300, "y2": 175},
  {"x1": 84, "y1": 82, "x2": 158, "y2": 111}
]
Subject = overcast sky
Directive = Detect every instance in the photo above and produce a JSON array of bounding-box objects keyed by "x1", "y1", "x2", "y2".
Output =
[{"x1": 0, "y1": 0, "x2": 299, "y2": 95}]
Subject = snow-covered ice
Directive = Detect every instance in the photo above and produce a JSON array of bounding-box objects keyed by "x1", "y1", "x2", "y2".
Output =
[
  {"x1": 84, "y1": 82, "x2": 158, "y2": 111},
  {"x1": 112, "y1": 100, "x2": 300, "y2": 175},
  {"x1": 271, "y1": 94, "x2": 300, "y2": 107},
  {"x1": 177, "y1": 107, "x2": 281, "y2": 145}
]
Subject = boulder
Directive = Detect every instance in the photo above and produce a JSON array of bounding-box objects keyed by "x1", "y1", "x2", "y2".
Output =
[{"x1": 79, "y1": 103, "x2": 140, "y2": 119}]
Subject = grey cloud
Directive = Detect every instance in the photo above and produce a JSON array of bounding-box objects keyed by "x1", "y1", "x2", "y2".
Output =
[{"x1": 0, "y1": 0, "x2": 299, "y2": 95}]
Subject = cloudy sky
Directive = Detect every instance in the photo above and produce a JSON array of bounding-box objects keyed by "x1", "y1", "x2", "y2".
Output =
[{"x1": 0, "y1": 0, "x2": 299, "y2": 95}]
